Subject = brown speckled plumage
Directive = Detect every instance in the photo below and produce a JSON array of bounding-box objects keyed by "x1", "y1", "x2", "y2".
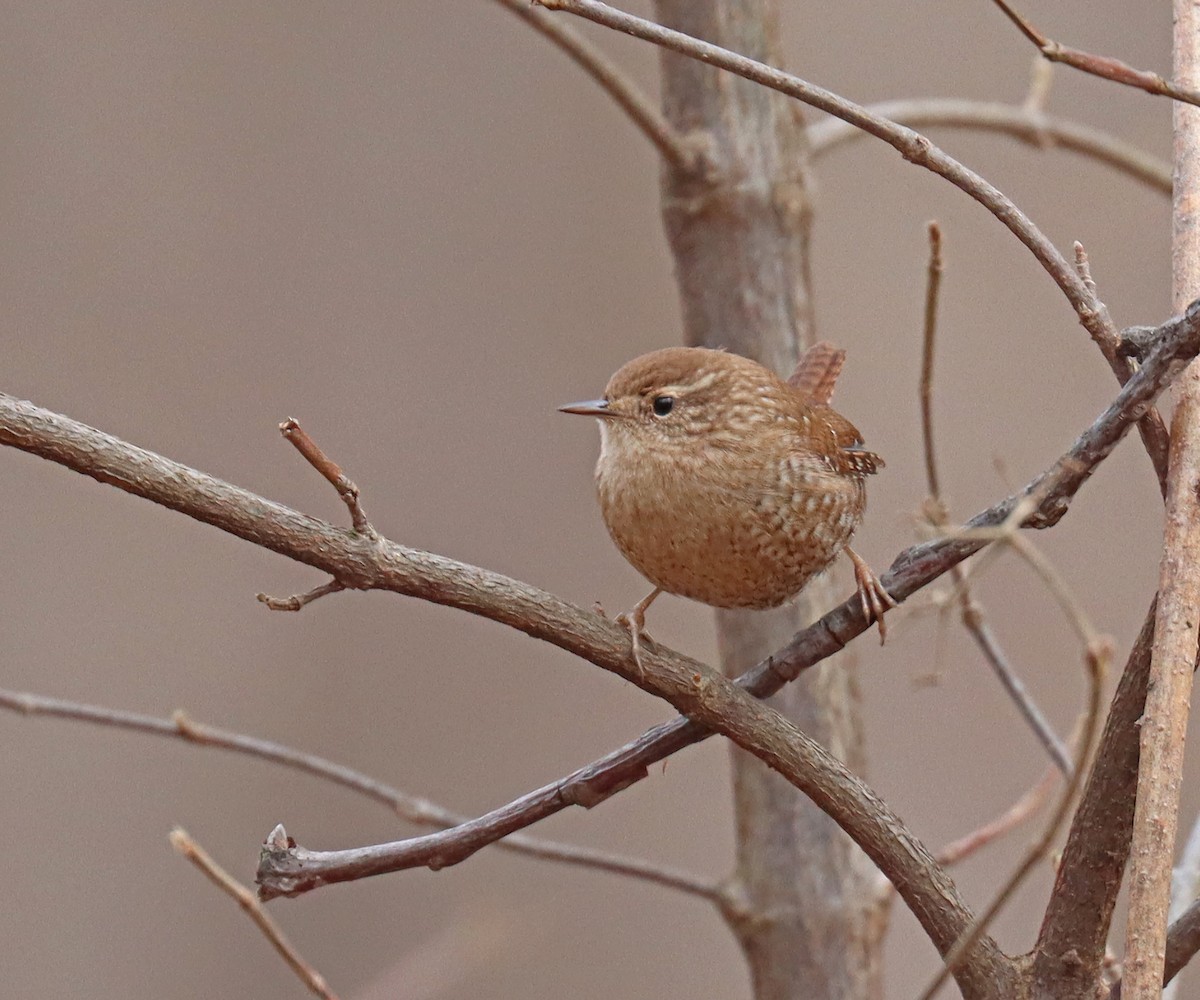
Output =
[{"x1": 561, "y1": 342, "x2": 894, "y2": 663}]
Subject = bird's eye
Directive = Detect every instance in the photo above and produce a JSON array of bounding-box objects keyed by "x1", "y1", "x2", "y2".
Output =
[{"x1": 651, "y1": 395, "x2": 675, "y2": 417}]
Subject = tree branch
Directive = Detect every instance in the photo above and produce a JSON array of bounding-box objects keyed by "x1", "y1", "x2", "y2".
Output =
[{"x1": 1165, "y1": 897, "x2": 1200, "y2": 990}]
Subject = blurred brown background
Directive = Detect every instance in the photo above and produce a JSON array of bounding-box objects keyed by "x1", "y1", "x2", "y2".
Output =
[{"x1": 0, "y1": 2, "x2": 1188, "y2": 997}]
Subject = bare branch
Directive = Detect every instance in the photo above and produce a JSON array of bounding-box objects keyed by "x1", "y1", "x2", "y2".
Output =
[
  {"x1": 257, "y1": 704, "x2": 1010, "y2": 998},
  {"x1": 991, "y1": 0, "x2": 1200, "y2": 109},
  {"x1": 170, "y1": 828, "x2": 340, "y2": 1000},
  {"x1": 535, "y1": 0, "x2": 1172, "y2": 491},
  {"x1": 0, "y1": 690, "x2": 717, "y2": 901},
  {"x1": 808, "y1": 98, "x2": 1170, "y2": 196},
  {"x1": 491, "y1": 0, "x2": 701, "y2": 172},
  {"x1": 920, "y1": 220, "x2": 945, "y2": 504}
]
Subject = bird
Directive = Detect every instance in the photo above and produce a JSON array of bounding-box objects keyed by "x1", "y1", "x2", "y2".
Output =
[{"x1": 560, "y1": 341, "x2": 895, "y2": 673}]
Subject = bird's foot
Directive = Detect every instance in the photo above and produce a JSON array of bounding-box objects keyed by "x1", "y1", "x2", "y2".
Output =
[
  {"x1": 614, "y1": 587, "x2": 662, "y2": 678},
  {"x1": 845, "y1": 546, "x2": 897, "y2": 644}
]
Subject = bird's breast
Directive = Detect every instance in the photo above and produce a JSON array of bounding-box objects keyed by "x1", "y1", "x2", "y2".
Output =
[{"x1": 593, "y1": 435, "x2": 865, "y2": 609}]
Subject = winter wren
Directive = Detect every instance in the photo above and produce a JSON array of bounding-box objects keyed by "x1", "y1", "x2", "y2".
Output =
[{"x1": 561, "y1": 342, "x2": 894, "y2": 671}]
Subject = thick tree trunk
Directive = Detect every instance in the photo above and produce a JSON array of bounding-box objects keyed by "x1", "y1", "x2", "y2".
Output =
[{"x1": 652, "y1": 3, "x2": 879, "y2": 998}]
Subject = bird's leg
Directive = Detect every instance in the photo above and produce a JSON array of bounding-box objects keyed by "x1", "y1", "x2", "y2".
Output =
[
  {"x1": 614, "y1": 587, "x2": 662, "y2": 677},
  {"x1": 844, "y1": 546, "x2": 897, "y2": 644}
]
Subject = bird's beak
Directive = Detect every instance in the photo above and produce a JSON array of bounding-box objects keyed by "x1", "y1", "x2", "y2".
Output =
[{"x1": 558, "y1": 399, "x2": 620, "y2": 418}]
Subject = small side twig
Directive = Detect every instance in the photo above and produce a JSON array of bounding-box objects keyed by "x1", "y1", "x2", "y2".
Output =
[
  {"x1": 262, "y1": 418, "x2": 372, "y2": 610},
  {"x1": 920, "y1": 220, "x2": 945, "y2": 504},
  {"x1": 170, "y1": 828, "x2": 340, "y2": 1000},
  {"x1": 256, "y1": 579, "x2": 346, "y2": 611},
  {"x1": 279, "y1": 418, "x2": 373, "y2": 536},
  {"x1": 991, "y1": 0, "x2": 1200, "y2": 108}
]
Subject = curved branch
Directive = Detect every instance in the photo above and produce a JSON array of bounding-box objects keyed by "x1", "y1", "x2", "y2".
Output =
[
  {"x1": 808, "y1": 98, "x2": 1170, "y2": 196},
  {"x1": 491, "y1": 0, "x2": 700, "y2": 172},
  {"x1": 535, "y1": 0, "x2": 1171, "y2": 493}
]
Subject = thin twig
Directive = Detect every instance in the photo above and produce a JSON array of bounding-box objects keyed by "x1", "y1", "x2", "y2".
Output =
[
  {"x1": 1023, "y1": 56, "x2": 1054, "y2": 117},
  {"x1": 0, "y1": 690, "x2": 718, "y2": 902},
  {"x1": 960, "y1": 597, "x2": 1073, "y2": 776},
  {"x1": 991, "y1": 0, "x2": 1200, "y2": 109},
  {"x1": 491, "y1": 0, "x2": 700, "y2": 172},
  {"x1": 807, "y1": 98, "x2": 1171, "y2": 195},
  {"x1": 279, "y1": 418, "x2": 373, "y2": 536},
  {"x1": 918, "y1": 222, "x2": 1072, "y2": 775},
  {"x1": 256, "y1": 579, "x2": 346, "y2": 611},
  {"x1": 921, "y1": 220, "x2": 944, "y2": 504},
  {"x1": 170, "y1": 828, "x2": 340, "y2": 1000},
  {"x1": 535, "y1": 0, "x2": 1172, "y2": 492}
]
